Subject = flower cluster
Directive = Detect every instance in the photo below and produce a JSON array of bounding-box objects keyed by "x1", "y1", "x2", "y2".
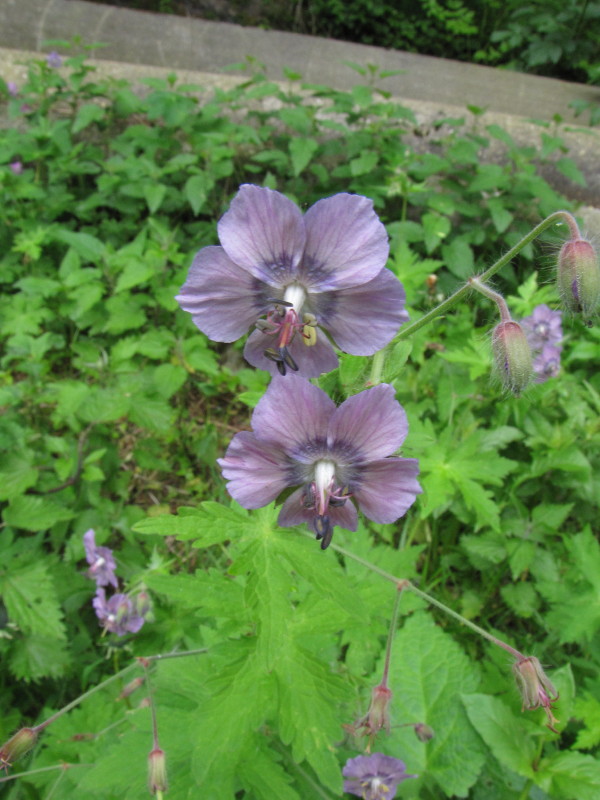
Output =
[
  {"x1": 83, "y1": 530, "x2": 150, "y2": 636},
  {"x1": 342, "y1": 754, "x2": 416, "y2": 799},
  {"x1": 520, "y1": 304, "x2": 563, "y2": 384}
]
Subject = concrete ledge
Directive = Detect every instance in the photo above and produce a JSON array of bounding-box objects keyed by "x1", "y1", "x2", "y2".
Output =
[{"x1": 1, "y1": 0, "x2": 599, "y2": 124}]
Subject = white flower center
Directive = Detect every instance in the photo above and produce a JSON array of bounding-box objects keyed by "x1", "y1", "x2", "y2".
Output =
[
  {"x1": 283, "y1": 283, "x2": 306, "y2": 315},
  {"x1": 314, "y1": 459, "x2": 335, "y2": 516}
]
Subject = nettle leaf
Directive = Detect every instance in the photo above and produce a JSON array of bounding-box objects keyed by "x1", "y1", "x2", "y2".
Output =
[
  {"x1": 0, "y1": 453, "x2": 38, "y2": 500},
  {"x1": 289, "y1": 137, "x2": 318, "y2": 177},
  {"x1": 0, "y1": 560, "x2": 66, "y2": 639},
  {"x1": 53, "y1": 229, "x2": 106, "y2": 262},
  {"x1": 9, "y1": 634, "x2": 71, "y2": 681},
  {"x1": 387, "y1": 612, "x2": 484, "y2": 798},
  {"x1": 2, "y1": 494, "x2": 75, "y2": 531}
]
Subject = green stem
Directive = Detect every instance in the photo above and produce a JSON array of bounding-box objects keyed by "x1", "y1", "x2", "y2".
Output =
[
  {"x1": 380, "y1": 585, "x2": 404, "y2": 687},
  {"x1": 517, "y1": 777, "x2": 533, "y2": 800},
  {"x1": 0, "y1": 763, "x2": 92, "y2": 785},
  {"x1": 329, "y1": 539, "x2": 524, "y2": 661},
  {"x1": 367, "y1": 348, "x2": 386, "y2": 386},
  {"x1": 34, "y1": 648, "x2": 208, "y2": 734},
  {"x1": 392, "y1": 210, "x2": 579, "y2": 343}
]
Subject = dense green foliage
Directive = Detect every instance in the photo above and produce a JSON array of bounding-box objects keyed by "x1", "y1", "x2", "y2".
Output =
[{"x1": 1, "y1": 46, "x2": 600, "y2": 798}]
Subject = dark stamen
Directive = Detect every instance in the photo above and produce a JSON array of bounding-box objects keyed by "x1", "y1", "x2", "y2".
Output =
[
  {"x1": 265, "y1": 298, "x2": 293, "y2": 310},
  {"x1": 329, "y1": 496, "x2": 347, "y2": 507},
  {"x1": 313, "y1": 514, "x2": 330, "y2": 540},
  {"x1": 264, "y1": 348, "x2": 283, "y2": 363},
  {"x1": 276, "y1": 360, "x2": 287, "y2": 376},
  {"x1": 320, "y1": 527, "x2": 334, "y2": 550},
  {"x1": 280, "y1": 347, "x2": 299, "y2": 372}
]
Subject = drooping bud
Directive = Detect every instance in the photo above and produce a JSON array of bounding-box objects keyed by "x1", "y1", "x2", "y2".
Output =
[
  {"x1": 513, "y1": 656, "x2": 559, "y2": 733},
  {"x1": 414, "y1": 722, "x2": 435, "y2": 742},
  {"x1": 148, "y1": 747, "x2": 168, "y2": 794},
  {"x1": 557, "y1": 238, "x2": 600, "y2": 319},
  {"x1": 117, "y1": 676, "x2": 145, "y2": 701},
  {"x1": 348, "y1": 685, "x2": 393, "y2": 752},
  {"x1": 0, "y1": 727, "x2": 38, "y2": 770},
  {"x1": 491, "y1": 321, "x2": 533, "y2": 396}
]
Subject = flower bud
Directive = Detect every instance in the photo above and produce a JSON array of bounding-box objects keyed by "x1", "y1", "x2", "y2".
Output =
[
  {"x1": 557, "y1": 238, "x2": 600, "y2": 319},
  {"x1": 148, "y1": 747, "x2": 168, "y2": 794},
  {"x1": 117, "y1": 676, "x2": 145, "y2": 701},
  {"x1": 414, "y1": 722, "x2": 435, "y2": 742},
  {"x1": 513, "y1": 656, "x2": 559, "y2": 732},
  {"x1": 491, "y1": 321, "x2": 532, "y2": 396},
  {"x1": 0, "y1": 727, "x2": 38, "y2": 769}
]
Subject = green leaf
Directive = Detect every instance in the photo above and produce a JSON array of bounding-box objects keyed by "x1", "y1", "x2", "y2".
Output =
[
  {"x1": 442, "y1": 237, "x2": 474, "y2": 279},
  {"x1": 462, "y1": 693, "x2": 536, "y2": 779},
  {"x1": 72, "y1": 103, "x2": 105, "y2": 133},
  {"x1": 0, "y1": 454, "x2": 38, "y2": 500},
  {"x1": 53, "y1": 229, "x2": 106, "y2": 262},
  {"x1": 349, "y1": 151, "x2": 378, "y2": 177},
  {"x1": 114, "y1": 258, "x2": 155, "y2": 293},
  {"x1": 2, "y1": 495, "x2": 75, "y2": 531},
  {"x1": 0, "y1": 561, "x2": 66, "y2": 639},
  {"x1": 537, "y1": 752, "x2": 600, "y2": 799},
  {"x1": 133, "y1": 503, "x2": 249, "y2": 548},
  {"x1": 487, "y1": 198, "x2": 514, "y2": 233},
  {"x1": 143, "y1": 182, "x2": 167, "y2": 214},
  {"x1": 289, "y1": 138, "x2": 318, "y2": 177},
  {"x1": 184, "y1": 173, "x2": 212, "y2": 215},
  {"x1": 387, "y1": 612, "x2": 485, "y2": 797},
  {"x1": 423, "y1": 213, "x2": 451, "y2": 254},
  {"x1": 9, "y1": 635, "x2": 71, "y2": 681}
]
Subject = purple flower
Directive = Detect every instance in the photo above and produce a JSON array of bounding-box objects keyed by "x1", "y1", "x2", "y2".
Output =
[
  {"x1": 533, "y1": 344, "x2": 561, "y2": 383},
  {"x1": 92, "y1": 588, "x2": 146, "y2": 636},
  {"x1": 46, "y1": 51, "x2": 62, "y2": 69},
  {"x1": 83, "y1": 529, "x2": 118, "y2": 588},
  {"x1": 9, "y1": 161, "x2": 23, "y2": 175},
  {"x1": 342, "y1": 753, "x2": 417, "y2": 799},
  {"x1": 176, "y1": 185, "x2": 408, "y2": 377},
  {"x1": 218, "y1": 375, "x2": 421, "y2": 549},
  {"x1": 7, "y1": 81, "x2": 18, "y2": 97},
  {"x1": 521, "y1": 304, "x2": 562, "y2": 351}
]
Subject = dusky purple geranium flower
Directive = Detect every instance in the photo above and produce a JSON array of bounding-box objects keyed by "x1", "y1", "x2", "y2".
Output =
[
  {"x1": 46, "y1": 51, "x2": 62, "y2": 69},
  {"x1": 7, "y1": 81, "x2": 18, "y2": 97},
  {"x1": 83, "y1": 529, "x2": 118, "y2": 588},
  {"x1": 533, "y1": 344, "x2": 561, "y2": 383},
  {"x1": 92, "y1": 588, "x2": 146, "y2": 636},
  {"x1": 218, "y1": 375, "x2": 421, "y2": 550},
  {"x1": 521, "y1": 304, "x2": 562, "y2": 351},
  {"x1": 9, "y1": 161, "x2": 23, "y2": 175},
  {"x1": 342, "y1": 753, "x2": 417, "y2": 800},
  {"x1": 176, "y1": 185, "x2": 408, "y2": 378}
]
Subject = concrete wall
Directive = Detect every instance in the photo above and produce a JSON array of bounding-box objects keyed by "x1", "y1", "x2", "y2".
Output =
[{"x1": 1, "y1": 0, "x2": 599, "y2": 123}]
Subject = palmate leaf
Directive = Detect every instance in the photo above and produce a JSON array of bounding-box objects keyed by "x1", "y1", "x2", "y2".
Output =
[
  {"x1": 385, "y1": 612, "x2": 485, "y2": 798},
  {"x1": 536, "y1": 752, "x2": 600, "y2": 800}
]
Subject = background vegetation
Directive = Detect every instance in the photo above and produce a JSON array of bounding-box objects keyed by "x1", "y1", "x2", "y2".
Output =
[{"x1": 1, "y1": 45, "x2": 600, "y2": 798}]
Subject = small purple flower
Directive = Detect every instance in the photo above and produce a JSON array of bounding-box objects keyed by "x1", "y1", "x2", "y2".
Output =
[
  {"x1": 46, "y1": 51, "x2": 62, "y2": 69},
  {"x1": 9, "y1": 161, "x2": 23, "y2": 175},
  {"x1": 533, "y1": 344, "x2": 561, "y2": 383},
  {"x1": 83, "y1": 529, "x2": 118, "y2": 588},
  {"x1": 342, "y1": 753, "x2": 417, "y2": 800},
  {"x1": 218, "y1": 375, "x2": 421, "y2": 549},
  {"x1": 92, "y1": 588, "x2": 146, "y2": 636},
  {"x1": 521, "y1": 304, "x2": 562, "y2": 351},
  {"x1": 176, "y1": 185, "x2": 408, "y2": 377},
  {"x1": 7, "y1": 81, "x2": 18, "y2": 97}
]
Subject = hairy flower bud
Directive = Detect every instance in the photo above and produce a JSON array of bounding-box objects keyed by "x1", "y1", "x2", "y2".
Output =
[
  {"x1": 148, "y1": 747, "x2": 168, "y2": 794},
  {"x1": 0, "y1": 727, "x2": 38, "y2": 769},
  {"x1": 513, "y1": 656, "x2": 559, "y2": 732},
  {"x1": 491, "y1": 321, "x2": 533, "y2": 396},
  {"x1": 414, "y1": 722, "x2": 435, "y2": 742},
  {"x1": 557, "y1": 238, "x2": 600, "y2": 319}
]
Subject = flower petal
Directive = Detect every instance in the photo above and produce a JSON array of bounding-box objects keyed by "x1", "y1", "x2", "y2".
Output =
[
  {"x1": 328, "y1": 384, "x2": 408, "y2": 461},
  {"x1": 354, "y1": 458, "x2": 421, "y2": 524},
  {"x1": 250, "y1": 373, "x2": 335, "y2": 454},
  {"x1": 314, "y1": 268, "x2": 408, "y2": 355},
  {"x1": 301, "y1": 194, "x2": 389, "y2": 290},
  {"x1": 277, "y1": 487, "x2": 358, "y2": 531},
  {"x1": 218, "y1": 431, "x2": 290, "y2": 508},
  {"x1": 217, "y1": 185, "x2": 306, "y2": 285},
  {"x1": 243, "y1": 327, "x2": 339, "y2": 378},
  {"x1": 176, "y1": 246, "x2": 268, "y2": 342}
]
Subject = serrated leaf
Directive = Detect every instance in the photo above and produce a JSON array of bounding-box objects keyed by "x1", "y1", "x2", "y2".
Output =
[
  {"x1": 0, "y1": 454, "x2": 38, "y2": 500},
  {"x1": 9, "y1": 634, "x2": 71, "y2": 681},
  {"x1": 537, "y1": 751, "x2": 600, "y2": 799},
  {"x1": 2, "y1": 495, "x2": 75, "y2": 531},
  {"x1": 133, "y1": 502, "x2": 249, "y2": 547},
  {"x1": 143, "y1": 182, "x2": 167, "y2": 213},
  {"x1": 239, "y1": 738, "x2": 300, "y2": 800},
  {"x1": 72, "y1": 103, "x2": 105, "y2": 133},
  {"x1": 0, "y1": 561, "x2": 66, "y2": 639},
  {"x1": 386, "y1": 612, "x2": 484, "y2": 797},
  {"x1": 463, "y1": 693, "x2": 536, "y2": 779},
  {"x1": 53, "y1": 229, "x2": 106, "y2": 262}
]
